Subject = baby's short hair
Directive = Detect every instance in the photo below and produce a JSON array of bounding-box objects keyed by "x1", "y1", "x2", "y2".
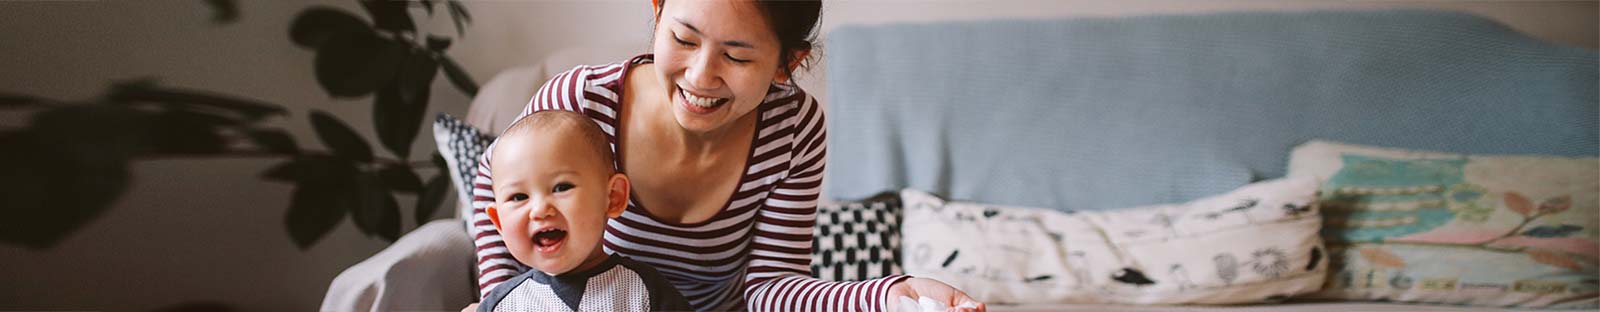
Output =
[{"x1": 499, "y1": 110, "x2": 615, "y2": 173}]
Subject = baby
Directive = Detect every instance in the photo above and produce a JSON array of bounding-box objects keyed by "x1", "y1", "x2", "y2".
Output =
[{"x1": 480, "y1": 110, "x2": 689, "y2": 311}]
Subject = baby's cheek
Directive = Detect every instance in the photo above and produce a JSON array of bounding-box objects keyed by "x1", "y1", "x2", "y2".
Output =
[{"x1": 575, "y1": 226, "x2": 606, "y2": 249}]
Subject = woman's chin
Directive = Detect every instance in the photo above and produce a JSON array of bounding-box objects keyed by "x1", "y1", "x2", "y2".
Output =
[{"x1": 672, "y1": 108, "x2": 724, "y2": 134}]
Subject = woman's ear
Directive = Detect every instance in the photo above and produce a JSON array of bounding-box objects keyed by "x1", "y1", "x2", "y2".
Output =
[
  {"x1": 775, "y1": 49, "x2": 812, "y2": 84},
  {"x1": 486, "y1": 206, "x2": 504, "y2": 231},
  {"x1": 606, "y1": 173, "x2": 632, "y2": 218}
]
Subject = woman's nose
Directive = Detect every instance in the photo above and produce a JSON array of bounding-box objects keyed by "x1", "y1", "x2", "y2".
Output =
[{"x1": 685, "y1": 49, "x2": 721, "y2": 90}]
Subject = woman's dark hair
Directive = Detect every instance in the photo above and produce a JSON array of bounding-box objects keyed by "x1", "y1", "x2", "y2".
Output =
[{"x1": 653, "y1": 0, "x2": 823, "y2": 79}]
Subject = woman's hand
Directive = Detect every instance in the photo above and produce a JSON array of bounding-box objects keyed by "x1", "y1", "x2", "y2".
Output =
[
  {"x1": 460, "y1": 303, "x2": 478, "y2": 312},
  {"x1": 884, "y1": 277, "x2": 985, "y2": 312}
]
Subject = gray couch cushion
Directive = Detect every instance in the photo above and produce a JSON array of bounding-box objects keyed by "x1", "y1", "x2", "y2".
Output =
[{"x1": 823, "y1": 9, "x2": 1598, "y2": 212}]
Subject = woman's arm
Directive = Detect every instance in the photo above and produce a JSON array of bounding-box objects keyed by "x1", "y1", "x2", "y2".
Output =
[
  {"x1": 468, "y1": 152, "x2": 518, "y2": 299},
  {"x1": 741, "y1": 94, "x2": 912, "y2": 311}
]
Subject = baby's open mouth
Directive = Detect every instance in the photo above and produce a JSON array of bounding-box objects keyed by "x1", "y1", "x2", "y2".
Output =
[{"x1": 532, "y1": 228, "x2": 567, "y2": 252}]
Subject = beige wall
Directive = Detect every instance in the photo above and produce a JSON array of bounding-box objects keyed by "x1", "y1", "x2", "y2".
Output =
[
  {"x1": 453, "y1": 0, "x2": 1598, "y2": 100},
  {"x1": 0, "y1": 1, "x2": 457, "y2": 311},
  {"x1": 0, "y1": 1, "x2": 1592, "y2": 311}
]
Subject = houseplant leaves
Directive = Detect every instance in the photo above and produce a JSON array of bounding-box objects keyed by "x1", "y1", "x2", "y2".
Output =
[
  {"x1": 352, "y1": 171, "x2": 401, "y2": 241},
  {"x1": 282, "y1": 154, "x2": 360, "y2": 249},
  {"x1": 289, "y1": 6, "x2": 368, "y2": 48},
  {"x1": 0, "y1": 105, "x2": 148, "y2": 249},
  {"x1": 108, "y1": 80, "x2": 288, "y2": 121},
  {"x1": 440, "y1": 56, "x2": 477, "y2": 97},
  {"x1": 1, "y1": 1, "x2": 486, "y2": 251},
  {"x1": 373, "y1": 49, "x2": 435, "y2": 159},
  {"x1": 313, "y1": 31, "x2": 406, "y2": 98},
  {"x1": 246, "y1": 129, "x2": 300, "y2": 155},
  {"x1": 310, "y1": 110, "x2": 373, "y2": 162},
  {"x1": 150, "y1": 110, "x2": 230, "y2": 155},
  {"x1": 416, "y1": 174, "x2": 450, "y2": 223},
  {"x1": 360, "y1": 0, "x2": 416, "y2": 34},
  {"x1": 446, "y1": 0, "x2": 471, "y2": 37},
  {"x1": 1, "y1": 93, "x2": 49, "y2": 108},
  {"x1": 378, "y1": 164, "x2": 424, "y2": 193}
]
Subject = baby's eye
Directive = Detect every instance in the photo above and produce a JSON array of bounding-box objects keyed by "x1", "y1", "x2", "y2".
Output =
[
  {"x1": 551, "y1": 182, "x2": 575, "y2": 193},
  {"x1": 508, "y1": 193, "x2": 528, "y2": 202}
]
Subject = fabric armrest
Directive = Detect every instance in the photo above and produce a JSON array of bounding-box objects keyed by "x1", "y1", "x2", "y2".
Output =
[{"x1": 321, "y1": 219, "x2": 477, "y2": 312}]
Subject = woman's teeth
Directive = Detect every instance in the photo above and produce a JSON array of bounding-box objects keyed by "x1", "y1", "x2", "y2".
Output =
[{"x1": 682, "y1": 89, "x2": 727, "y2": 108}]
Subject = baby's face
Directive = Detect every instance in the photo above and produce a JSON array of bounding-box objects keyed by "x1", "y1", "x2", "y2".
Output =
[{"x1": 488, "y1": 131, "x2": 621, "y2": 276}]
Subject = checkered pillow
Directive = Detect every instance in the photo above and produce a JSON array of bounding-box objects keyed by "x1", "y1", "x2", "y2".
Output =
[
  {"x1": 432, "y1": 113, "x2": 494, "y2": 221},
  {"x1": 811, "y1": 192, "x2": 903, "y2": 281}
]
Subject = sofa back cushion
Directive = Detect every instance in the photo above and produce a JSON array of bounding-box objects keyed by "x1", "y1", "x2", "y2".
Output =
[{"x1": 822, "y1": 9, "x2": 1598, "y2": 212}]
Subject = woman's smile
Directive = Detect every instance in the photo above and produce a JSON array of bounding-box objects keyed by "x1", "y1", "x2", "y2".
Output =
[{"x1": 678, "y1": 87, "x2": 729, "y2": 114}]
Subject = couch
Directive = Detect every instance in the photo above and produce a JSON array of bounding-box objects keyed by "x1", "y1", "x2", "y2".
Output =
[{"x1": 322, "y1": 9, "x2": 1595, "y2": 311}]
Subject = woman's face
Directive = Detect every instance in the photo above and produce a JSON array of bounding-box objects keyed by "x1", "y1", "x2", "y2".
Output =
[{"x1": 652, "y1": 0, "x2": 784, "y2": 135}]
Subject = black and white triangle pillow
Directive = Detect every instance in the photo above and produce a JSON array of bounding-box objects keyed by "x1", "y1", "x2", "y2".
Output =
[{"x1": 432, "y1": 113, "x2": 495, "y2": 221}]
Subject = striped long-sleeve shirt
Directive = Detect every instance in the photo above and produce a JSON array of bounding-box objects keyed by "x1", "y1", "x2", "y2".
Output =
[{"x1": 470, "y1": 54, "x2": 908, "y2": 311}]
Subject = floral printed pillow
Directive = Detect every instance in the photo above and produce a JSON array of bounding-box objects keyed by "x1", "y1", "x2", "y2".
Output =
[{"x1": 1289, "y1": 140, "x2": 1598, "y2": 308}]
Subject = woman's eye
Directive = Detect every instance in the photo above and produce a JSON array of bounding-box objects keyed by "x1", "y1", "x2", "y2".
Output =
[
  {"x1": 724, "y1": 54, "x2": 750, "y2": 63},
  {"x1": 551, "y1": 182, "x2": 575, "y2": 193},
  {"x1": 673, "y1": 35, "x2": 696, "y2": 47},
  {"x1": 508, "y1": 194, "x2": 528, "y2": 202}
]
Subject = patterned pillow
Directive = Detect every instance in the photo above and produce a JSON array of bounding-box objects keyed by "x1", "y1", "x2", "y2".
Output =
[
  {"x1": 900, "y1": 177, "x2": 1328, "y2": 305},
  {"x1": 811, "y1": 191, "x2": 903, "y2": 282},
  {"x1": 1289, "y1": 140, "x2": 1598, "y2": 308},
  {"x1": 432, "y1": 113, "x2": 494, "y2": 221}
]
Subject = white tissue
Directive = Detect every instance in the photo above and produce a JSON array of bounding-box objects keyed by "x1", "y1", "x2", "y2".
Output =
[
  {"x1": 918, "y1": 296, "x2": 945, "y2": 311},
  {"x1": 896, "y1": 296, "x2": 949, "y2": 312},
  {"x1": 894, "y1": 296, "x2": 920, "y2": 312}
]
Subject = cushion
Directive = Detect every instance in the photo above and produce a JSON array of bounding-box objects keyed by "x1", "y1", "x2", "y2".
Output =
[
  {"x1": 899, "y1": 177, "x2": 1327, "y2": 305},
  {"x1": 810, "y1": 192, "x2": 903, "y2": 282},
  {"x1": 432, "y1": 113, "x2": 495, "y2": 222},
  {"x1": 1289, "y1": 140, "x2": 1599, "y2": 308}
]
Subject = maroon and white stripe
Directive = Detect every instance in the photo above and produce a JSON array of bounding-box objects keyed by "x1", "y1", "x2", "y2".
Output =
[{"x1": 469, "y1": 55, "x2": 907, "y2": 311}]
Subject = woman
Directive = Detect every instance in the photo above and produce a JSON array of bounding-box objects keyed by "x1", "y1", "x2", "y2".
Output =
[{"x1": 468, "y1": 0, "x2": 985, "y2": 311}]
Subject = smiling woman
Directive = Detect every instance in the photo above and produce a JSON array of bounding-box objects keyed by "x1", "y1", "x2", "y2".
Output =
[{"x1": 463, "y1": 0, "x2": 984, "y2": 311}]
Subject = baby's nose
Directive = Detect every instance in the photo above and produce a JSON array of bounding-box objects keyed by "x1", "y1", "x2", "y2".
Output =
[{"x1": 528, "y1": 201, "x2": 556, "y2": 219}]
